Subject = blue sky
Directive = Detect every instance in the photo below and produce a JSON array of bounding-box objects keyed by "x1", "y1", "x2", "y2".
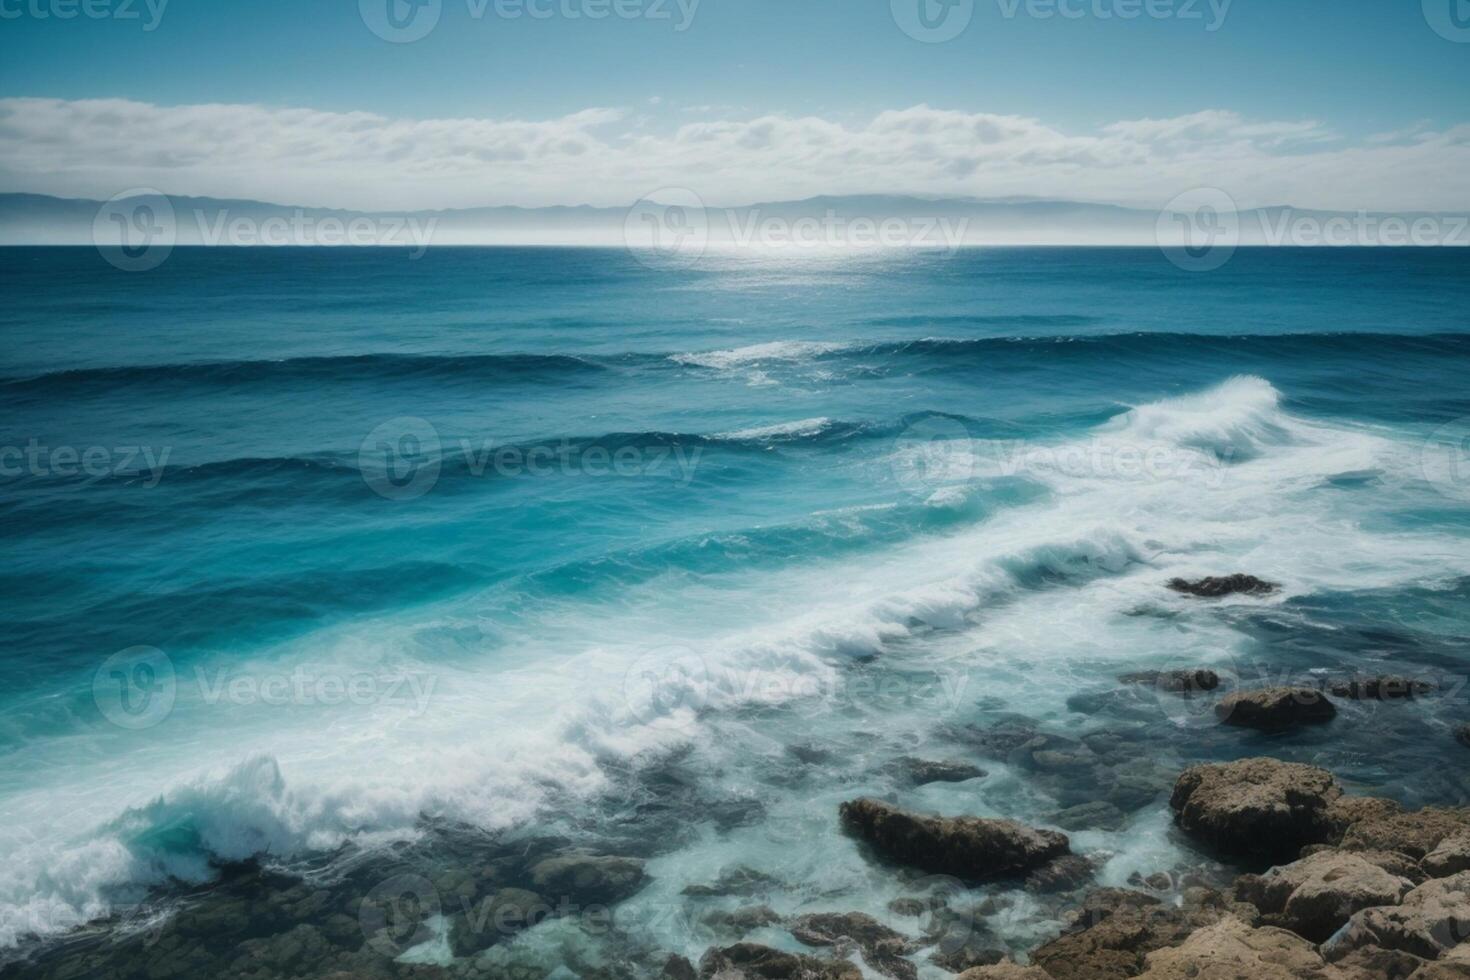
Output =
[{"x1": 1, "y1": 0, "x2": 1468, "y2": 209}]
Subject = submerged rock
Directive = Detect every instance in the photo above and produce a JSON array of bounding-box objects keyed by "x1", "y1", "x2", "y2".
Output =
[
  {"x1": 1118, "y1": 668, "x2": 1221, "y2": 694},
  {"x1": 700, "y1": 905, "x2": 782, "y2": 936},
  {"x1": 886, "y1": 757, "x2": 988, "y2": 786},
  {"x1": 697, "y1": 942, "x2": 862, "y2": 979},
  {"x1": 838, "y1": 798, "x2": 1070, "y2": 880},
  {"x1": 1456, "y1": 725, "x2": 1470, "y2": 749},
  {"x1": 1024, "y1": 854, "x2": 1097, "y2": 894},
  {"x1": 1170, "y1": 757, "x2": 1344, "y2": 860},
  {"x1": 1214, "y1": 686, "x2": 1337, "y2": 730},
  {"x1": 790, "y1": 912, "x2": 918, "y2": 980},
  {"x1": 1049, "y1": 800, "x2": 1126, "y2": 832},
  {"x1": 1167, "y1": 574, "x2": 1280, "y2": 598},
  {"x1": 528, "y1": 851, "x2": 648, "y2": 905},
  {"x1": 1327, "y1": 675, "x2": 1434, "y2": 700},
  {"x1": 1233, "y1": 849, "x2": 1418, "y2": 942},
  {"x1": 448, "y1": 886, "x2": 548, "y2": 957},
  {"x1": 682, "y1": 866, "x2": 781, "y2": 897}
]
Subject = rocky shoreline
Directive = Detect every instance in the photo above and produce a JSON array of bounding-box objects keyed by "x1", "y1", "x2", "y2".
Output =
[{"x1": 3, "y1": 574, "x2": 1467, "y2": 980}]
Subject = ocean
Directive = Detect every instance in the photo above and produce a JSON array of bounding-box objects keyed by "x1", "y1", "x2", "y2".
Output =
[{"x1": 2, "y1": 245, "x2": 1469, "y2": 975}]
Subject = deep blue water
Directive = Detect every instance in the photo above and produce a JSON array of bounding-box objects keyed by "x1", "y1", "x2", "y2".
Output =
[{"x1": 2, "y1": 246, "x2": 1469, "y2": 967}]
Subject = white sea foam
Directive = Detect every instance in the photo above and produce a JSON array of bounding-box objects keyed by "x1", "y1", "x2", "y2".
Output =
[
  {"x1": 716, "y1": 417, "x2": 834, "y2": 441},
  {"x1": 670, "y1": 340, "x2": 848, "y2": 370},
  {"x1": 5, "y1": 376, "x2": 1469, "y2": 951}
]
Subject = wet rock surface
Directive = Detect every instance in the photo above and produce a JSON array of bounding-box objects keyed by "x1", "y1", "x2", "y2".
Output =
[
  {"x1": 886, "y1": 757, "x2": 988, "y2": 786},
  {"x1": 1170, "y1": 757, "x2": 1345, "y2": 861},
  {"x1": 789, "y1": 912, "x2": 918, "y2": 980},
  {"x1": 697, "y1": 942, "x2": 862, "y2": 979},
  {"x1": 1167, "y1": 574, "x2": 1280, "y2": 598},
  {"x1": 838, "y1": 798, "x2": 1070, "y2": 881},
  {"x1": 1029, "y1": 886, "x2": 1252, "y2": 980},
  {"x1": 1132, "y1": 915, "x2": 1330, "y2": 979},
  {"x1": 1215, "y1": 686, "x2": 1338, "y2": 730},
  {"x1": 526, "y1": 851, "x2": 648, "y2": 905},
  {"x1": 1233, "y1": 849, "x2": 1418, "y2": 941},
  {"x1": 1324, "y1": 871, "x2": 1470, "y2": 961},
  {"x1": 1118, "y1": 668, "x2": 1221, "y2": 693}
]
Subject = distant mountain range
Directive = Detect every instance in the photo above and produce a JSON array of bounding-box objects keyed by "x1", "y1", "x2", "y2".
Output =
[{"x1": 2, "y1": 192, "x2": 1466, "y2": 247}]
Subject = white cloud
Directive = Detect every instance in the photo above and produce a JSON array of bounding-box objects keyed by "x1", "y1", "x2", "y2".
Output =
[{"x1": 1, "y1": 96, "x2": 1466, "y2": 211}]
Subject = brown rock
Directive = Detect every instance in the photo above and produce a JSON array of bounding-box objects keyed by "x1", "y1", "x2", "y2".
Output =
[
  {"x1": 789, "y1": 912, "x2": 917, "y2": 980},
  {"x1": 1233, "y1": 849, "x2": 1417, "y2": 941},
  {"x1": 1030, "y1": 887, "x2": 1250, "y2": 980},
  {"x1": 698, "y1": 942, "x2": 863, "y2": 979},
  {"x1": 956, "y1": 965, "x2": 1050, "y2": 979},
  {"x1": 1170, "y1": 758, "x2": 1344, "y2": 860},
  {"x1": 1024, "y1": 854, "x2": 1096, "y2": 894},
  {"x1": 1325, "y1": 796, "x2": 1407, "y2": 842},
  {"x1": 1425, "y1": 835, "x2": 1470, "y2": 879},
  {"x1": 1408, "y1": 944, "x2": 1470, "y2": 978},
  {"x1": 838, "y1": 798, "x2": 1069, "y2": 880},
  {"x1": 1215, "y1": 687, "x2": 1337, "y2": 730},
  {"x1": 1325, "y1": 871, "x2": 1470, "y2": 961},
  {"x1": 1327, "y1": 945, "x2": 1428, "y2": 979},
  {"x1": 1134, "y1": 916, "x2": 1331, "y2": 978},
  {"x1": 1340, "y1": 809, "x2": 1470, "y2": 860}
]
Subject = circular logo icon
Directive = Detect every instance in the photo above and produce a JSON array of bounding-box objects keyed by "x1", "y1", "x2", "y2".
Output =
[
  {"x1": 92, "y1": 189, "x2": 176, "y2": 272},
  {"x1": 360, "y1": 0, "x2": 441, "y2": 42},
  {"x1": 897, "y1": 874, "x2": 974, "y2": 952},
  {"x1": 359, "y1": 874, "x2": 441, "y2": 956},
  {"x1": 1156, "y1": 187, "x2": 1240, "y2": 273},
  {"x1": 623, "y1": 187, "x2": 710, "y2": 271},
  {"x1": 1421, "y1": 418, "x2": 1470, "y2": 502},
  {"x1": 622, "y1": 646, "x2": 710, "y2": 731},
  {"x1": 891, "y1": 0, "x2": 974, "y2": 42},
  {"x1": 1424, "y1": 0, "x2": 1470, "y2": 42},
  {"x1": 93, "y1": 646, "x2": 176, "y2": 729},
  {"x1": 1133, "y1": 654, "x2": 1239, "y2": 731},
  {"x1": 891, "y1": 415, "x2": 979, "y2": 497},
  {"x1": 359, "y1": 417, "x2": 442, "y2": 501}
]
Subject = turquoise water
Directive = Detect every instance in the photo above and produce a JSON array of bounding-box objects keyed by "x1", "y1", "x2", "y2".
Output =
[{"x1": 2, "y1": 246, "x2": 1470, "y2": 967}]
